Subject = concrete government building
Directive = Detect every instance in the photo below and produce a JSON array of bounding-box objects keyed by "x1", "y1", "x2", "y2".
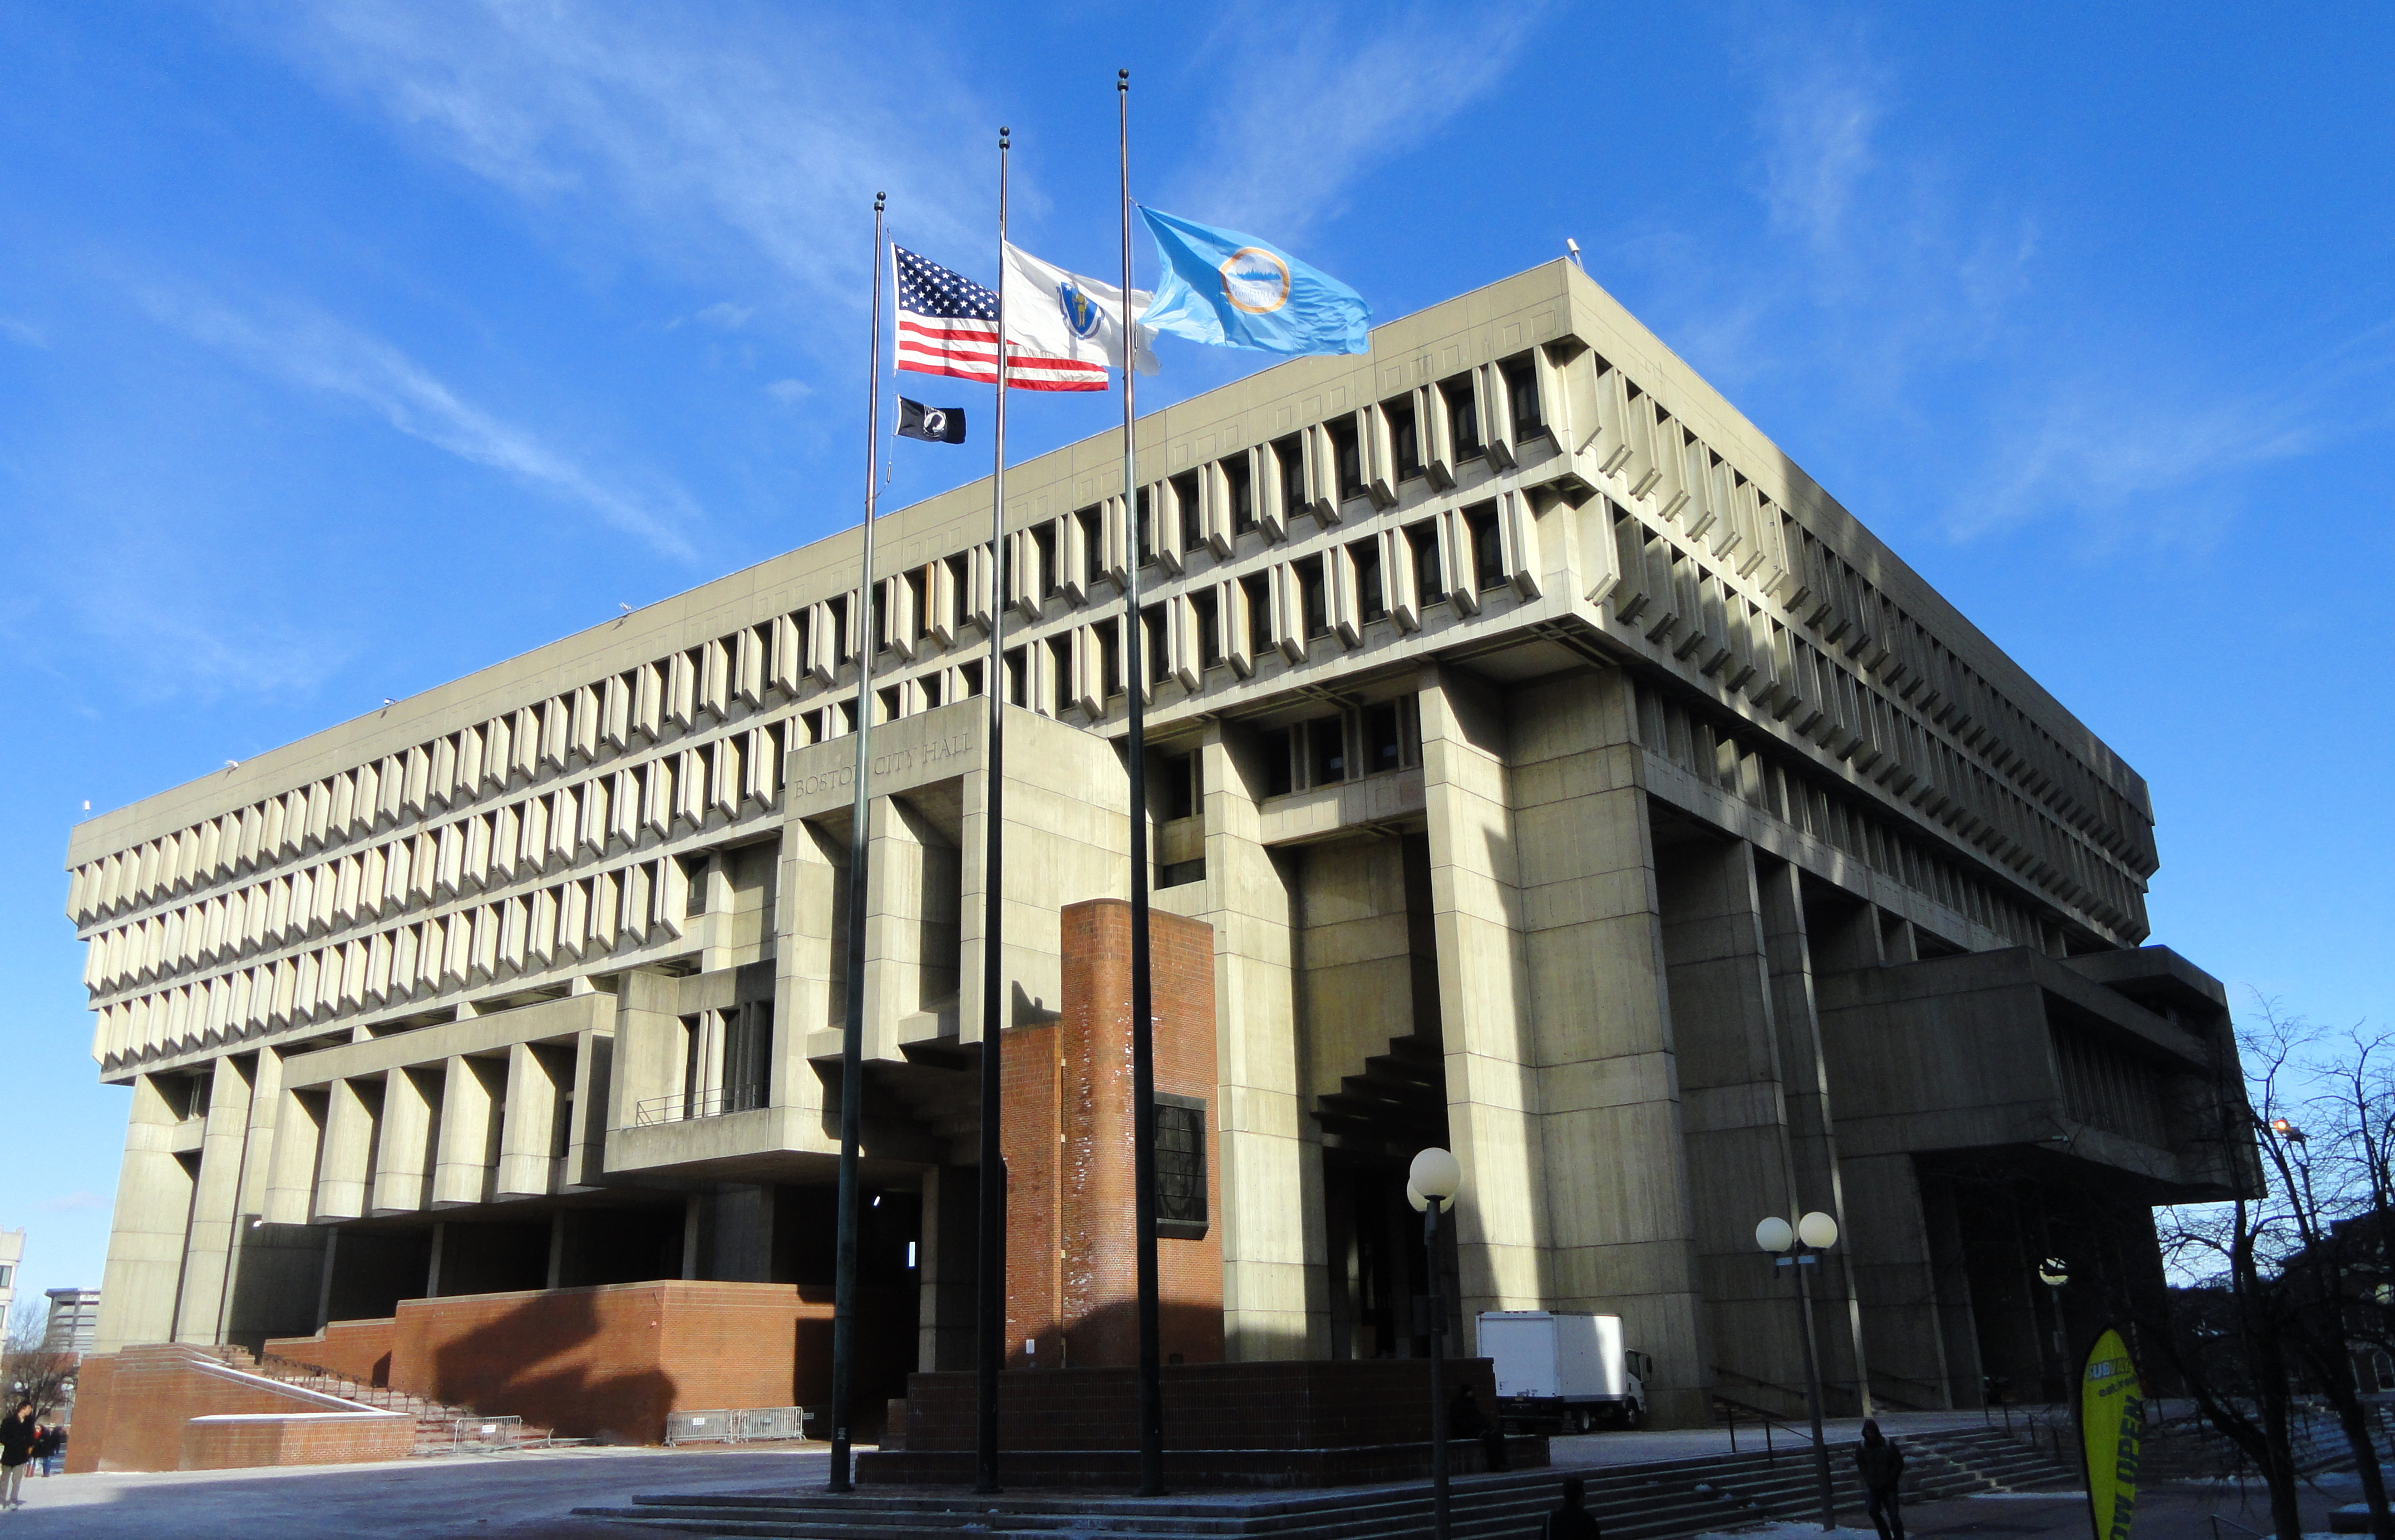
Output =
[{"x1": 63, "y1": 259, "x2": 2250, "y2": 1434}]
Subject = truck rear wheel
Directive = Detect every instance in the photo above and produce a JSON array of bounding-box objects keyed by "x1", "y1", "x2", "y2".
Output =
[{"x1": 1570, "y1": 1408, "x2": 1593, "y2": 1434}]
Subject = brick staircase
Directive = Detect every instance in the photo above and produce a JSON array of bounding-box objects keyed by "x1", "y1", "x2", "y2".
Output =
[
  {"x1": 194, "y1": 1344, "x2": 556, "y2": 1452},
  {"x1": 573, "y1": 1434, "x2": 2048, "y2": 1540}
]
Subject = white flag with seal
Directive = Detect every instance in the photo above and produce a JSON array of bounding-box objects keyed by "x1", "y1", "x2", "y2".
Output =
[{"x1": 1002, "y1": 241, "x2": 1159, "y2": 379}]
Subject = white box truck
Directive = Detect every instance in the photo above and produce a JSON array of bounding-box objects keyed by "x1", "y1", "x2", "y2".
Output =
[{"x1": 1478, "y1": 1311, "x2": 1651, "y2": 1432}]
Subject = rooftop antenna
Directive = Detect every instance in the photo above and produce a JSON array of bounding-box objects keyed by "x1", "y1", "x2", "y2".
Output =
[{"x1": 1566, "y1": 238, "x2": 1583, "y2": 268}]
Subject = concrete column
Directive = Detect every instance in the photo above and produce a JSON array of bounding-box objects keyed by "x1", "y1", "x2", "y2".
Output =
[
  {"x1": 1658, "y1": 838, "x2": 1808, "y2": 1410},
  {"x1": 917, "y1": 1165, "x2": 977, "y2": 1370},
  {"x1": 261, "y1": 1083, "x2": 326, "y2": 1224},
  {"x1": 432, "y1": 1054, "x2": 503, "y2": 1207},
  {"x1": 775, "y1": 817, "x2": 842, "y2": 1138},
  {"x1": 1841, "y1": 1152, "x2": 1954, "y2": 1406},
  {"x1": 1504, "y1": 668, "x2": 1709, "y2": 1427},
  {"x1": 93, "y1": 1074, "x2": 196, "y2": 1353},
  {"x1": 1190, "y1": 720, "x2": 1323, "y2": 1360},
  {"x1": 175, "y1": 1055, "x2": 258, "y2": 1341},
  {"x1": 563, "y1": 1026, "x2": 612, "y2": 1189},
  {"x1": 1756, "y1": 860, "x2": 1874, "y2": 1411},
  {"x1": 1415, "y1": 669, "x2": 1549, "y2": 1337},
  {"x1": 611, "y1": 971, "x2": 684, "y2": 1138},
  {"x1": 496, "y1": 1041, "x2": 561, "y2": 1198},
  {"x1": 371, "y1": 1066, "x2": 438, "y2": 1215},
  {"x1": 314, "y1": 1076, "x2": 380, "y2": 1221}
]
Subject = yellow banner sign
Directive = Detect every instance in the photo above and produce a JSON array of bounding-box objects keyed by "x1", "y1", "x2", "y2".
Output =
[{"x1": 2081, "y1": 1326, "x2": 2144, "y2": 1540}]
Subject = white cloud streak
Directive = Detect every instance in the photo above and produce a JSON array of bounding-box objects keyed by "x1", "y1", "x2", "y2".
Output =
[
  {"x1": 144, "y1": 289, "x2": 698, "y2": 557},
  {"x1": 234, "y1": 1, "x2": 993, "y2": 334},
  {"x1": 1161, "y1": 0, "x2": 1544, "y2": 239}
]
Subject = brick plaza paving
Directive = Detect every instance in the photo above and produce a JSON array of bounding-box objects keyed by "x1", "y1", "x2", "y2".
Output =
[{"x1": 0, "y1": 1436, "x2": 2359, "y2": 1538}]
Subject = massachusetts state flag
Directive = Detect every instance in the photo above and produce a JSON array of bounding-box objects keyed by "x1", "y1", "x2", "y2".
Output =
[
  {"x1": 1001, "y1": 243, "x2": 1156, "y2": 379},
  {"x1": 893, "y1": 246, "x2": 1111, "y2": 392}
]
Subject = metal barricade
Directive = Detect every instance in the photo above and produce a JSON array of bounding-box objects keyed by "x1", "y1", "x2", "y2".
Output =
[
  {"x1": 451, "y1": 1415, "x2": 524, "y2": 1452},
  {"x1": 733, "y1": 1406, "x2": 806, "y2": 1442},
  {"x1": 667, "y1": 1410, "x2": 737, "y2": 1445}
]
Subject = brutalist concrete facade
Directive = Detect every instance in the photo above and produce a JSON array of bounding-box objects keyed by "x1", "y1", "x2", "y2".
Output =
[{"x1": 63, "y1": 259, "x2": 2251, "y2": 1427}]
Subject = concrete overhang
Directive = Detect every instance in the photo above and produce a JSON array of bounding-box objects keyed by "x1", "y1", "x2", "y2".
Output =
[{"x1": 278, "y1": 992, "x2": 609, "y2": 1089}]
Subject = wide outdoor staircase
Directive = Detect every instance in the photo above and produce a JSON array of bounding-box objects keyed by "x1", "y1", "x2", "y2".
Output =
[
  {"x1": 574, "y1": 1430, "x2": 2075, "y2": 1540},
  {"x1": 195, "y1": 1343, "x2": 556, "y2": 1452}
]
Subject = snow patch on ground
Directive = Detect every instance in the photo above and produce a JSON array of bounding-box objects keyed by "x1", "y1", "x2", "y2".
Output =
[{"x1": 1689, "y1": 1527, "x2": 1884, "y2": 1539}]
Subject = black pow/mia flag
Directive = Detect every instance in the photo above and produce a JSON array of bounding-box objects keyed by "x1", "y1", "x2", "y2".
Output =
[{"x1": 896, "y1": 397, "x2": 967, "y2": 443}]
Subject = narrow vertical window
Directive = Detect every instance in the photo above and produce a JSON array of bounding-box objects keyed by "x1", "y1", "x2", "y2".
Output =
[
  {"x1": 1225, "y1": 456, "x2": 1256, "y2": 535},
  {"x1": 1352, "y1": 539, "x2": 1386, "y2": 623}
]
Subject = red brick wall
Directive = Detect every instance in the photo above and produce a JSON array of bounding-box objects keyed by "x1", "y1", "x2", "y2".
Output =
[
  {"x1": 63, "y1": 1346, "x2": 402, "y2": 1474},
  {"x1": 1004, "y1": 899, "x2": 1223, "y2": 1370},
  {"x1": 385, "y1": 1280, "x2": 834, "y2": 1444},
  {"x1": 264, "y1": 1317, "x2": 396, "y2": 1385},
  {"x1": 181, "y1": 1413, "x2": 413, "y2": 1470}
]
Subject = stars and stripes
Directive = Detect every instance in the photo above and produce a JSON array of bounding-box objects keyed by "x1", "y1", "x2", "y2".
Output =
[{"x1": 894, "y1": 245, "x2": 1108, "y2": 392}]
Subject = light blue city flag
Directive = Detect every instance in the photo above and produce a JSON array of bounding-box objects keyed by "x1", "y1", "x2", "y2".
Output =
[{"x1": 1136, "y1": 206, "x2": 1371, "y2": 357}]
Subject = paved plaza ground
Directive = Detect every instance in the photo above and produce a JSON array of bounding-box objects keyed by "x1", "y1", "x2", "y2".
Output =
[{"x1": 0, "y1": 1423, "x2": 2362, "y2": 1539}]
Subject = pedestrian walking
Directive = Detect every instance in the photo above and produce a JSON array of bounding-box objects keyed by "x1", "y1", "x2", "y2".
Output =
[
  {"x1": 1541, "y1": 1474, "x2": 1602, "y2": 1539},
  {"x1": 31, "y1": 1425, "x2": 62, "y2": 1477},
  {"x1": 1855, "y1": 1417, "x2": 1906, "y2": 1540},
  {"x1": 0, "y1": 1403, "x2": 36, "y2": 1508}
]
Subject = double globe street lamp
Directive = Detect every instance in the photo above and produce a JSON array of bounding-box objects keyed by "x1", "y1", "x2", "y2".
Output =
[
  {"x1": 1408, "y1": 1147, "x2": 1463, "y2": 1540},
  {"x1": 1756, "y1": 1210, "x2": 1842, "y2": 1532}
]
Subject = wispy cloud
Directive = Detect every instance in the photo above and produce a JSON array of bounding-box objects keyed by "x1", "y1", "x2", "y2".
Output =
[
  {"x1": 142, "y1": 288, "x2": 699, "y2": 558},
  {"x1": 35, "y1": 1191, "x2": 109, "y2": 1213},
  {"x1": 0, "y1": 316, "x2": 47, "y2": 348},
  {"x1": 1162, "y1": 0, "x2": 1544, "y2": 239},
  {"x1": 239, "y1": 3, "x2": 992, "y2": 333}
]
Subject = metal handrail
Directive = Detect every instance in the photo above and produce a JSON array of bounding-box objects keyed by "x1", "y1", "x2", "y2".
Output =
[
  {"x1": 2207, "y1": 1516, "x2": 2267, "y2": 1540},
  {"x1": 634, "y1": 1082, "x2": 765, "y2": 1126},
  {"x1": 1712, "y1": 1389, "x2": 1810, "y2": 1463}
]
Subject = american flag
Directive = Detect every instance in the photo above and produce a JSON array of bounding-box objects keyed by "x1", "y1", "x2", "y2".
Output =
[{"x1": 894, "y1": 246, "x2": 1107, "y2": 393}]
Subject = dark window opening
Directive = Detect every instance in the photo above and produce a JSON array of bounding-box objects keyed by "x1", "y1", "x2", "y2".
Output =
[
  {"x1": 1388, "y1": 400, "x2": 1422, "y2": 480},
  {"x1": 1048, "y1": 636, "x2": 1073, "y2": 716},
  {"x1": 837, "y1": 698, "x2": 858, "y2": 734},
  {"x1": 1076, "y1": 505, "x2": 1104, "y2": 587},
  {"x1": 1142, "y1": 603, "x2": 1170, "y2": 683},
  {"x1": 1241, "y1": 572, "x2": 1273, "y2": 655},
  {"x1": 877, "y1": 684, "x2": 902, "y2": 722},
  {"x1": 1306, "y1": 715, "x2": 1346, "y2": 786},
  {"x1": 1033, "y1": 524, "x2": 1058, "y2": 598},
  {"x1": 945, "y1": 552, "x2": 970, "y2": 624},
  {"x1": 1172, "y1": 471, "x2": 1204, "y2": 552},
  {"x1": 1296, "y1": 555, "x2": 1328, "y2": 639},
  {"x1": 1407, "y1": 521, "x2": 1445, "y2": 606},
  {"x1": 1161, "y1": 753, "x2": 1197, "y2": 820},
  {"x1": 1100, "y1": 621, "x2": 1122, "y2": 699},
  {"x1": 1441, "y1": 376, "x2": 1482, "y2": 460},
  {"x1": 1502, "y1": 356, "x2": 1543, "y2": 437},
  {"x1": 1155, "y1": 1097, "x2": 1208, "y2": 1235},
  {"x1": 1465, "y1": 502, "x2": 1506, "y2": 591},
  {"x1": 903, "y1": 569, "x2": 928, "y2": 641},
  {"x1": 1352, "y1": 539, "x2": 1386, "y2": 623},
  {"x1": 1272, "y1": 434, "x2": 1305, "y2": 517},
  {"x1": 1329, "y1": 418, "x2": 1363, "y2": 501},
  {"x1": 961, "y1": 659, "x2": 985, "y2": 698},
  {"x1": 1158, "y1": 858, "x2": 1206, "y2": 890},
  {"x1": 1365, "y1": 702, "x2": 1403, "y2": 775},
  {"x1": 919, "y1": 673, "x2": 943, "y2": 709},
  {"x1": 827, "y1": 594, "x2": 852, "y2": 663},
  {"x1": 1225, "y1": 456, "x2": 1256, "y2": 534},
  {"x1": 1003, "y1": 646, "x2": 1027, "y2": 707},
  {"x1": 1260, "y1": 728, "x2": 1293, "y2": 797},
  {"x1": 1191, "y1": 588, "x2": 1221, "y2": 667},
  {"x1": 1136, "y1": 487, "x2": 1156, "y2": 565}
]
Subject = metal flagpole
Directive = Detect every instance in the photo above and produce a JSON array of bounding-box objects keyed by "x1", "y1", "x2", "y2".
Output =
[
  {"x1": 972, "y1": 126, "x2": 1012, "y2": 1498},
  {"x1": 1117, "y1": 66, "x2": 1165, "y2": 1500},
  {"x1": 826, "y1": 189, "x2": 888, "y2": 1496}
]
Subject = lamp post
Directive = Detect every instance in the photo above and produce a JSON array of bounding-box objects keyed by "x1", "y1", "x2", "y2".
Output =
[
  {"x1": 2036, "y1": 1257, "x2": 2069, "y2": 1389},
  {"x1": 1409, "y1": 1147, "x2": 1462, "y2": 1540},
  {"x1": 1757, "y1": 1211, "x2": 1842, "y2": 1532}
]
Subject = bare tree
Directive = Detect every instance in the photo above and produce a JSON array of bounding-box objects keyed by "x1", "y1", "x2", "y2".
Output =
[{"x1": 0, "y1": 1303, "x2": 75, "y2": 1421}]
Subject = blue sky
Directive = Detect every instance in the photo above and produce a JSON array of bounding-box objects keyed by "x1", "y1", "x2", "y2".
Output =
[{"x1": 2, "y1": 3, "x2": 2388, "y2": 1310}]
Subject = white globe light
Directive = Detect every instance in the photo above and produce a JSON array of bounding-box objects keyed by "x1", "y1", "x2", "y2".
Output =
[
  {"x1": 1406, "y1": 1182, "x2": 1429, "y2": 1213},
  {"x1": 1755, "y1": 1216, "x2": 1794, "y2": 1253},
  {"x1": 1797, "y1": 1212, "x2": 1840, "y2": 1250},
  {"x1": 1411, "y1": 1147, "x2": 1463, "y2": 1202}
]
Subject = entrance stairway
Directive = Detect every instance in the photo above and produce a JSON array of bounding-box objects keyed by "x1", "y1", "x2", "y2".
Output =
[
  {"x1": 1904, "y1": 1425, "x2": 2086, "y2": 1492},
  {"x1": 574, "y1": 1433, "x2": 2063, "y2": 1540},
  {"x1": 195, "y1": 1343, "x2": 556, "y2": 1452}
]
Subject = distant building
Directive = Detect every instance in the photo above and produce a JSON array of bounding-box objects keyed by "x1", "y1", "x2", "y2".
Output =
[
  {"x1": 42, "y1": 1290, "x2": 100, "y2": 1355},
  {"x1": 0, "y1": 1231, "x2": 21, "y2": 1325}
]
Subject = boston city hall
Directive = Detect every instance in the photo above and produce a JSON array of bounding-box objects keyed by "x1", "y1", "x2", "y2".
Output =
[{"x1": 62, "y1": 260, "x2": 2251, "y2": 1438}]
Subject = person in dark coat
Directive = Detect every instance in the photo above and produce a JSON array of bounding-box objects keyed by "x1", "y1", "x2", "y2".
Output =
[
  {"x1": 0, "y1": 1403, "x2": 36, "y2": 1508},
  {"x1": 1448, "y1": 1385, "x2": 1507, "y2": 1472},
  {"x1": 32, "y1": 1424, "x2": 62, "y2": 1475},
  {"x1": 1542, "y1": 1474, "x2": 1602, "y2": 1539},
  {"x1": 1855, "y1": 1418, "x2": 1906, "y2": 1540}
]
